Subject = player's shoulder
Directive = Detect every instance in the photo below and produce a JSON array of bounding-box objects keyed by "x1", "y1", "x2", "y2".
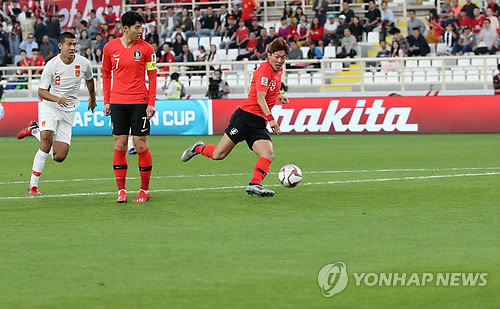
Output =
[
  {"x1": 255, "y1": 61, "x2": 273, "y2": 75},
  {"x1": 74, "y1": 54, "x2": 92, "y2": 65},
  {"x1": 43, "y1": 55, "x2": 60, "y2": 70},
  {"x1": 103, "y1": 38, "x2": 120, "y2": 52}
]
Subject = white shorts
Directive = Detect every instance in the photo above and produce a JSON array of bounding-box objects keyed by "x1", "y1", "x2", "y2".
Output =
[{"x1": 38, "y1": 101, "x2": 75, "y2": 145}]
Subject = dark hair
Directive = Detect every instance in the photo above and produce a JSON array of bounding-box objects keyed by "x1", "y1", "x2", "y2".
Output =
[
  {"x1": 408, "y1": 9, "x2": 416, "y2": 14},
  {"x1": 368, "y1": 0, "x2": 376, "y2": 3},
  {"x1": 32, "y1": 48, "x2": 40, "y2": 53},
  {"x1": 80, "y1": 20, "x2": 88, "y2": 27},
  {"x1": 485, "y1": 18, "x2": 491, "y2": 23},
  {"x1": 121, "y1": 10, "x2": 145, "y2": 28},
  {"x1": 412, "y1": 27, "x2": 420, "y2": 32},
  {"x1": 58, "y1": 31, "x2": 76, "y2": 44},
  {"x1": 280, "y1": 17, "x2": 287, "y2": 21},
  {"x1": 90, "y1": 9, "x2": 96, "y2": 14},
  {"x1": 26, "y1": 11, "x2": 31, "y2": 18},
  {"x1": 267, "y1": 37, "x2": 289, "y2": 55},
  {"x1": 171, "y1": 72, "x2": 179, "y2": 80}
]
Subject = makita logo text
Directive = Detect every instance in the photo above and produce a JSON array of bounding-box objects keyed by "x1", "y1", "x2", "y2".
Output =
[{"x1": 271, "y1": 100, "x2": 419, "y2": 133}]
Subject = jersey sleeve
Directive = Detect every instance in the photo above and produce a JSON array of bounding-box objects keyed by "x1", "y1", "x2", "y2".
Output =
[
  {"x1": 39, "y1": 61, "x2": 53, "y2": 90},
  {"x1": 102, "y1": 42, "x2": 112, "y2": 105},
  {"x1": 254, "y1": 65, "x2": 271, "y2": 92},
  {"x1": 84, "y1": 58, "x2": 93, "y2": 80},
  {"x1": 145, "y1": 43, "x2": 157, "y2": 106}
]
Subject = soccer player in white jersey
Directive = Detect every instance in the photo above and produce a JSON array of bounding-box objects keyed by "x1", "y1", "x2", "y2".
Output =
[{"x1": 17, "y1": 32, "x2": 96, "y2": 194}]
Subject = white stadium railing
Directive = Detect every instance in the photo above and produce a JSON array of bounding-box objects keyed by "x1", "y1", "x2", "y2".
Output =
[{"x1": 1, "y1": 54, "x2": 499, "y2": 98}]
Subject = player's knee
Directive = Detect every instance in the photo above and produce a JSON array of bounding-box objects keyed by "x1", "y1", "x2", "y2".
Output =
[
  {"x1": 262, "y1": 153, "x2": 274, "y2": 162},
  {"x1": 53, "y1": 154, "x2": 67, "y2": 163},
  {"x1": 212, "y1": 151, "x2": 226, "y2": 160},
  {"x1": 135, "y1": 144, "x2": 148, "y2": 152}
]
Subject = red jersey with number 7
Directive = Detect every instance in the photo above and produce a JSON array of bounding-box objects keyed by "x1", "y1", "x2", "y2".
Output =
[
  {"x1": 103, "y1": 38, "x2": 157, "y2": 106},
  {"x1": 239, "y1": 61, "x2": 282, "y2": 119}
]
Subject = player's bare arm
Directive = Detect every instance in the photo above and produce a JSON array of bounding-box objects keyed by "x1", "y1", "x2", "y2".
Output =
[
  {"x1": 38, "y1": 88, "x2": 68, "y2": 107},
  {"x1": 257, "y1": 90, "x2": 280, "y2": 135},
  {"x1": 85, "y1": 79, "x2": 97, "y2": 112}
]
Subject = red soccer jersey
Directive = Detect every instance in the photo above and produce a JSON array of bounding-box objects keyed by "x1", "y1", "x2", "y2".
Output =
[
  {"x1": 103, "y1": 38, "x2": 157, "y2": 106},
  {"x1": 240, "y1": 61, "x2": 282, "y2": 119},
  {"x1": 33, "y1": 55, "x2": 45, "y2": 66}
]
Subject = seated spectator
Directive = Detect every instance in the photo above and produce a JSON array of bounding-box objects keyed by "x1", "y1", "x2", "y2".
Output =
[
  {"x1": 31, "y1": 48, "x2": 45, "y2": 75},
  {"x1": 147, "y1": 25, "x2": 160, "y2": 46},
  {"x1": 381, "y1": 1, "x2": 397, "y2": 31},
  {"x1": 39, "y1": 35, "x2": 55, "y2": 62},
  {"x1": 179, "y1": 8, "x2": 193, "y2": 39},
  {"x1": 424, "y1": 9, "x2": 443, "y2": 48},
  {"x1": 486, "y1": 0, "x2": 500, "y2": 16},
  {"x1": 277, "y1": 17, "x2": 290, "y2": 41},
  {"x1": 294, "y1": 6, "x2": 305, "y2": 21},
  {"x1": 235, "y1": 19, "x2": 250, "y2": 50},
  {"x1": 486, "y1": 8, "x2": 499, "y2": 30},
  {"x1": 336, "y1": 15, "x2": 349, "y2": 43},
  {"x1": 336, "y1": 28, "x2": 357, "y2": 58},
  {"x1": 393, "y1": 32, "x2": 410, "y2": 55},
  {"x1": 437, "y1": 23, "x2": 457, "y2": 55},
  {"x1": 462, "y1": 0, "x2": 478, "y2": 19},
  {"x1": 95, "y1": 48, "x2": 103, "y2": 65},
  {"x1": 282, "y1": 4, "x2": 293, "y2": 24},
  {"x1": 220, "y1": 16, "x2": 238, "y2": 50},
  {"x1": 407, "y1": 10, "x2": 426, "y2": 34},
  {"x1": 206, "y1": 44, "x2": 220, "y2": 70},
  {"x1": 297, "y1": 15, "x2": 309, "y2": 46},
  {"x1": 382, "y1": 40, "x2": 405, "y2": 72},
  {"x1": 442, "y1": 10, "x2": 459, "y2": 30},
  {"x1": 249, "y1": 18, "x2": 264, "y2": 37},
  {"x1": 364, "y1": 0, "x2": 381, "y2": 33},
  {"x1": 471, "y1": 7, "x2": 486, "y2": 34},
  {"x1": 473, "y1": 18, "x2": 498, "y2": 54},
  {"x1": 218, "y1": 5, "x2": 230, "y2": 34},
  {"x1": 112, "y1": 22, "x2": 124, "y2": 38},
  {"x1": 288, "y1": 16, "x2": 300, "y2": 43},
  {"x1": 236, "y1": 32, "x2": 259, "y2": 60},
  {"x1": 197, "y1": 6, "x2": 220, "y2": 38},
  {"x1": 158, "y1": 43, "x2": 175, "y2": 77},
  {"x1": 367, "y1": 40, "x2": 391, "y2": 68},
  {"x1": 172, "y1": 33, "x2": 186, "y2": 56},
  {"x1": 175, "y1": 44, "x2": 195, "y2": 71},
  {"x1": 452, "y1": 25, "x2": 475, "y2": 55},
  {"x1": 84, "y1": 47, "x2": 96, "y2": 65},
  {"x1": 256, "y1": 28, "x2": 272, "y2": 54},
  {"x1": 162, "y1": 7, "x2": 177, "y2": 41},
  {"x1": 87, "y1": 9, "x2": 101, "y2": 39},
  {"x1": 288, "y1": 40, "x2": 303, "y2": 60},
  {"x1": 144, "y1": 8, "x2": 157, "y2": 36},
  {"x1": 34, "y1": 16, "x2": 46, "y2": 46},
  {"x1": 440, "y1": 0, "x2": 454, "y2": 19},
  {"x1": 100, "y1": 24, "x2": 111, "y2": 42},
  {"x1": 341, "y1": 2, "x2": 355, "y2": 24},
  {"x1": 350, "y1": 16, "x2": 363, "y2": 42},
  {"x1": 307, "y1": 42, "x2": 323, "y2": 68},
  {"x1": 20, "y1": 33, "x2": 38, "y2": 58},
  {"x1": 458, "y1": 9, "x2": 473, "y2": 30},
  {"x1": 269, "y1": 27, "x2": 278, "y2": 41},
  {"x1": 103, "y1": 6, "x2": 118, "y2": 30},
  {"x1": 169, "y1": 26, "x2": 187, "y2": 44},
  {"x1": 408, "y1": 27, "x2": 430, "y2": 56},
  {"x1": 16, "y1": 49, "x2": 31, "y2": 89},
  {"x1": 94, "y1": 33, "x2": 106, "y2": 51},
  {"x1": 310, "y1": 17, "x2": 324, "y2": 46},
  {"x1": 313, "y1": 0, "x2": 329, "y2": 25},
  {"x1": 78, "y1": 30, "x2": 92, "y2": 56},
  {"x1": 194, "y1": 45, "x2": 208, "y2": 75},
  {"x1": 323, "y1": 14, "x2": 339, "y2": 46}
]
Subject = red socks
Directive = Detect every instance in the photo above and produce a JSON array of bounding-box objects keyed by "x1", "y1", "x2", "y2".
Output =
[
  {"x1": 113, "y1": 149, "x2": 127, "y2": 190},
  {"x1": 138, "y1": 148, "x2": 153, "y2": 191},
  {"x1": 251, "y1": 157, "x2": 272, "y2": 185},
  {"x1": 194, "y1": 144, "x2": 215, "y2": 159}
]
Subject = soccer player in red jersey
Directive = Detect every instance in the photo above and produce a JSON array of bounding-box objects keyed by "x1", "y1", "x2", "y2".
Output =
[
  {"x1": 181, "y1": 38, "x2": 289, "y2": 197},
  {"x1": 103, "y1": 10, "x2": 157, "y2": 203}
]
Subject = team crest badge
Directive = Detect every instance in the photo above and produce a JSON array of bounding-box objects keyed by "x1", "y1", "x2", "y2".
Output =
[
  {"x1": 133, "y1": 50, "x2": 142, "y2": 60},
  {"x1": 42, "y1": 121, "x2": 46, "y2": 127},
  {"x1": 75, "y1": 64, "x2": 80, "y2": 77}
]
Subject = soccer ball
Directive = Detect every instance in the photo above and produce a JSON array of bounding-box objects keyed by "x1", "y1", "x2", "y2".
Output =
[{"x1": 279, "y1": 164, "x2": 303, "y2": 188}]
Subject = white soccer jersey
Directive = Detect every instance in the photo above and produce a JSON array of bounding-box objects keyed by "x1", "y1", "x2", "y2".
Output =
[{"x1": 39, "y1": 54, "x2": 93, "y2": 112}]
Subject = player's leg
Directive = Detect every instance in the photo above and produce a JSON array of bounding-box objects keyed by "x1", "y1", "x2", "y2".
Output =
[
  {"x1": 110, "y1": 104, "x2": 131, "y2": 203},
  {"x1": 28, "y1": 129, "x2": 54, "y2": 194},
  {"x1": 51, "y1": 112, "x2": 74, "y2": 163},
  {"x1": 130, "y1": 104, "x2": 152, "y2": 203},
  {"x1": 246, "y1": 139, "x2": 275, "y2": 197}
]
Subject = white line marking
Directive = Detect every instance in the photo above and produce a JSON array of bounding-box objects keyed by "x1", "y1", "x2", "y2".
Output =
[
  {"x1": 0, "y1": 172, "x2": 497, "y2": 200},
  {"x1": 0, "y1": 167, "x2": 498, "y2": 185}
]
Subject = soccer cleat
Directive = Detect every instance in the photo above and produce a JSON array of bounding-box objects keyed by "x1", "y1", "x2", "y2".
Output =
[
  {"x1": 246, "y1": 184, "x2": 275, "y2": 197},
  {"x1": 128, "y1": 148, "x2": 137, "y2": 155},
  {"x1": 17, "y1": 121, "x2": 38, "y2": 140},
  {"x1": 27, "y1": 186, "x2": 41, "y2": 195},
  {"x1": 116, "y1": 189, "x2": 127, "y2": 203},
  {"x1": 181, "y1": 141, "x2": 204, "y2": 162},
  {"x1": 133, "y1": 189, "x2": 150, "y2": 203}
]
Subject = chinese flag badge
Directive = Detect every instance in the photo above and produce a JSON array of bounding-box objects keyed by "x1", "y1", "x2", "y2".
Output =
[{"x1": 75, "y1": 65, "x2": 80, "y2": 77}]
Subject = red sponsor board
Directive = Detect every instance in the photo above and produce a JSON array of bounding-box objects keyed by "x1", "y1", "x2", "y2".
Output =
[
  {"x1": 0, "y1": 102, "x2": 38, "y2": 136},
  {"x1": 5, "y1": 0, "x2": 122, "y2": 30},
  {"x1": 212, "y1": 96, "x2": 500, "y2": 134}
]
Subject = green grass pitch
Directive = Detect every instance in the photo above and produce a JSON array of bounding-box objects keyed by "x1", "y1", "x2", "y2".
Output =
[{"x1": 0, "y1": 134, "x2": 499, "y2": 309}]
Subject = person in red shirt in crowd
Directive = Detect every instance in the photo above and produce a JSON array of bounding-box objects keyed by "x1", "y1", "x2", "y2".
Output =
[
  {"x1": 309, "y1": 16, "x2": 324, "y2": 45},
  {"x1": 236, "y1": 31, "x2": 259, "y2": 60},
  {"x1": 103, "y1": 6, "x2": 118, "y2": 30},
  {"x1": 236, "y1": 19, "x2": 250, "y2": 49},
  {"x1": 180, "y1": 38, "x2": 290, "y2": 197},
  {"x1": 17, "y1": 49, "x2": 32, "y2": 74},
  {"x1": 458, "y1": 8, "x2": 473, "y2": 30},
  {"x1": 112, "y1": 22, "x2": 124, "y2": 38},
  {"x1": 100, "y1": 23, "x2": 111, "y2": 42},
  {"x1": 241, "y1": 0, "x2": 260, "y2": 27},
  {"x1": 471, "y1": 7, "x2": 485, "y2": 33},
  {"x1": 158, "y1": 43, "x2": 175, "y2": 77},
  {"x1": 103, "y1": 10, "x2": 157, "y2": 203},
  {"x1": 288, "y1": 16, "x2": 300, "y2": 42},
  {"x1": 31, "y1": 48, "x2": 46, "y2": 75}
]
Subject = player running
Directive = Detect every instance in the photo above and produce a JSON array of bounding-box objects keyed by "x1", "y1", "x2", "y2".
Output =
[
  {"x1": 181, "y1": 38, "x2": 289, "y2": 197},
  {"x1": 17, "y1": 32, "x2": 96, "y2": 194},
  {"x1": 103, "y1": 10, "x2": 157, "y2": 203}
]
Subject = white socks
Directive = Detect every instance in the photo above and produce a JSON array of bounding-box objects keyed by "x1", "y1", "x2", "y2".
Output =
[
  {"x1": 32, "y1": 129, "x2": 53, "y2": 159},
  {"x1": 30, "y1": 149, "x2": 49, "y2": 188}
]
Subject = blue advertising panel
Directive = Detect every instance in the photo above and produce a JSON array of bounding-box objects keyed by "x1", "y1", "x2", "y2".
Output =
[{"x1": 72, "y1": 100, "x2": 212, "y2": 135}]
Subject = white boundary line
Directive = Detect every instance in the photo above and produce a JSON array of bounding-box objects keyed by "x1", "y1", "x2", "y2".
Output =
[
  {"x1": 0, "y1": 172, "x2": 498, "y2": 200},
  {"x1": 0, "y1": 167, "x2": 498, "y2": 185}
]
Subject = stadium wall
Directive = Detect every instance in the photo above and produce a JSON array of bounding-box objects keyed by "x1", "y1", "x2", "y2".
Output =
[{"x1": 1, "y1": 96, "x2": 499, "y2": 136}]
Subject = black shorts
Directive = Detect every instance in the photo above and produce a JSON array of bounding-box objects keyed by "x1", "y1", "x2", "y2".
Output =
[
  {"x1": 224, "y1": 108, "x2": 271, "y2": 150},
  {"x1": 110, "y1": 104, "x2": 150, "y2": 136}
]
